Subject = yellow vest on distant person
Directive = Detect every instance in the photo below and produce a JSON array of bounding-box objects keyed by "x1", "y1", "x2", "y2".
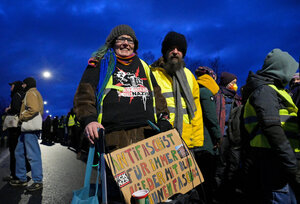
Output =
[
  {"x1": 68, "y1": 115, "x2": 75, "y2": 127},
  {"x1": 244, "y1": 84, "x2": 300, "y2": 152}
]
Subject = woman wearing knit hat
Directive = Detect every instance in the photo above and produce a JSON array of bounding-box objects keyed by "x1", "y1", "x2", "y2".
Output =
[
  {"x1": 214, "y1": 71, "x2": 242, "y2": 202},
  {"x1": 73, "y1": 25, "x2": 171, "y2": 202},
  {"x1": 216, "y1": 72, "x2": 241, "y2": 135}
]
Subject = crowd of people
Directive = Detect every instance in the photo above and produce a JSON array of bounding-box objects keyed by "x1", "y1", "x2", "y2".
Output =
[
  {"x1": 40, "y1": 109, "x2": 89, "y2": 157},
  {"x1": 73, "y1": 24, "x2": 300, "y2": 203},
  {"x1": 1, "y1": 24, "x2": 300, "y2": 204}
]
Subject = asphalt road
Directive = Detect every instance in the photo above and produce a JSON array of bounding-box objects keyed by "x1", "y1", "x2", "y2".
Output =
[{"x1": 0, "y1": 137, "x2": 98, "y2": 204}]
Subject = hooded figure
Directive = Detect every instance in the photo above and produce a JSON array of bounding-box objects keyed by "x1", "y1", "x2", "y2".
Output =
[{"x1": 242, "y1": 48, "x2": 300, "y2": 203}]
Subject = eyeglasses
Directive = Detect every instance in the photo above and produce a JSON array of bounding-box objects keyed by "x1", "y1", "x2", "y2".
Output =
[{"x1": 116, "y1": 37, "x2": 134, "y2": 44}]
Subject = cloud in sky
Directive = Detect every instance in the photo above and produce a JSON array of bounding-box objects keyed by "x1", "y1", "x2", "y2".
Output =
[{"x1": 1, "y1": 0, "x2": 300, "y2": 116}]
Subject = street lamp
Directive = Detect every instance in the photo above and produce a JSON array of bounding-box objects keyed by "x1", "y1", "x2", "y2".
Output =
[
  {"x1": 46, "y1": 110, "x2": 49, "y2": 113},
  {"x1": 42, "y1": 71, "x2": 52, "y2": 79},
  {"x1": 44, "y1": 101, "x2": 47, "y2": 105}
]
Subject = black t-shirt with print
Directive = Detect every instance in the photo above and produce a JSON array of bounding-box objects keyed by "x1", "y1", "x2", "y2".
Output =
[{"x1": 102, "y1": 56, "x2": 155, "y2": 133}]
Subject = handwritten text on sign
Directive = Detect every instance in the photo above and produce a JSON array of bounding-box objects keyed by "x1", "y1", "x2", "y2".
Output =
[{"x1": 105, "y1": 129, "x2": 203, "y2": 203}]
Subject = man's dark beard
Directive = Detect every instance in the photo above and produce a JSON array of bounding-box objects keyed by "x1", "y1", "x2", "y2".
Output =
[{"x1": 164, "y1": 57, "x2": 184, "y2": 75}]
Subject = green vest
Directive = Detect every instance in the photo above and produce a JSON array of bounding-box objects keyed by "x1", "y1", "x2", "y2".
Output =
[
  {"x1": 97, "y1": 59, "x2": 157, "y2": 124},
  {"x1": 244, "y1": 84, "x2": 300, "y2": 153}
]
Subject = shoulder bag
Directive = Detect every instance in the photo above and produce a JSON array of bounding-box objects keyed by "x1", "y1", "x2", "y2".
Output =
[
  {"x1": 20, "y1": 92, "x2": 42, "y2": 132},
  {"x1": 2, "y1": 115, "x2": 19, "y2": 131}
]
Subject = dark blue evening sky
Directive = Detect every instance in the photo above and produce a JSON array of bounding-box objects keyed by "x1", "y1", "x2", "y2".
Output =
[{"x1": 1, "y1": 0, "x2": 300, "y2": 117}]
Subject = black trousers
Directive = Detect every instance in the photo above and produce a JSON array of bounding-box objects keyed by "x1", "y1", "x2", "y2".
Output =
[{"x1": 192, "y1": 150, "x2": 217, "y2": 204}]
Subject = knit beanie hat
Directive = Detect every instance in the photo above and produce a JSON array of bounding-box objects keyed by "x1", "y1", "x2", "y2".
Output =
[
  {"x1": 105, "y1": 24, "x2": 138, "y2": 51},
  {"x1": 292, "y1": 73, "x2": 300, "y2": 80},
  {"x1": 161, "y1": 31, "x2": 187, "y2": 58},
  {"x1": 195, "y1": 66, "x2": 217, "y2": 80},
  {"x1": 219, "y1": 72, "x2": 237, "y2": 87},
  {"x1": 289, "y1": 73, "x2": 300, "y2": 88}
]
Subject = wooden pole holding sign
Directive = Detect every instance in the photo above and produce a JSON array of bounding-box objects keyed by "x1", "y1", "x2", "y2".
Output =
[{"x1": 104, "y1": 129, "x2": 204, "y2": 204}]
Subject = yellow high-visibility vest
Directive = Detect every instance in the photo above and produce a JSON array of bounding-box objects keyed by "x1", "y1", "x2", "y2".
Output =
[
  {"x1": 150, "y1": 68, "x2": 195, "y2": 124},
  {"x1": 58, "y1": 121, "x2": 65, "y2": 128},
  {"x1": 244, "y1": 84, "x2": 300, "y2": 152},
  {"x1": 68, "y1": 115, "x2": 75, "y2": 127}
]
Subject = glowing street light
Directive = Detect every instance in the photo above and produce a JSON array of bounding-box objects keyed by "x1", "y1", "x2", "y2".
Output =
[
  {"x1": 46, "y1": 110, "x2": 49, "y2": 113},
  {"x1": 44, "y1": 101, "x2": 47, "y2": 105},
  {"x1": 42, "y1": 71, "x2": 52, "y2": 79}
]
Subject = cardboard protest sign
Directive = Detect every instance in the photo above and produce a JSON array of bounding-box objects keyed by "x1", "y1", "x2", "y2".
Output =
[{"x1": 104, "y1": 129, "x2": 204, "y2": 203}]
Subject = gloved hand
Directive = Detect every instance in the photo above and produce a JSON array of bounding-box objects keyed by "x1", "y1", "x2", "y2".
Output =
[{"x1": 156, "y1": 119, "x2": 173, "y2": 132}]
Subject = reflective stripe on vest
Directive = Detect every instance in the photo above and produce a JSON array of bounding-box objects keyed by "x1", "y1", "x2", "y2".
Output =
[
  {"x1": 244, "y1": 84, "x2": 300, "y2": 152},
  {"x1": 58, "y1": 121, "x2": 65, "y2": 128},
  {"x1": 97, "y1": 59, "x2": 157, "y2": 124},
  {"x1": 162, "y1": 92, "x2": 188, "y2": 115},
  {"x1": 68, "y1": 115, "x2": 75, "y2": 127},
  {"x1": 151, "y1": 68, "x2": 195, "y2": 124}
]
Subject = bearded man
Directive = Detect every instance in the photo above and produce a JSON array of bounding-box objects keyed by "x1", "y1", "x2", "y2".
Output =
[{"x1": 150, "y1": 31, "x2": 204, "y2": 151}]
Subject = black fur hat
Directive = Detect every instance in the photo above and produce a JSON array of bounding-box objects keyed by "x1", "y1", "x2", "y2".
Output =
[
  {"x1": 161, "y1": 31, "x2": 187, "y2": 58},
  {"x1": 105, "y1": 24, "x2": 138, "y2": 51}
]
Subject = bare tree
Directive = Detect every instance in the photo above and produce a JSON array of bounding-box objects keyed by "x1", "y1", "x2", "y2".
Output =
[
  {"x1": 184, "y1": 56, "x2": 204, "y2": 74},
  {"x1": 209, "y1": 56, "x2": 224, "y2": 81}
]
